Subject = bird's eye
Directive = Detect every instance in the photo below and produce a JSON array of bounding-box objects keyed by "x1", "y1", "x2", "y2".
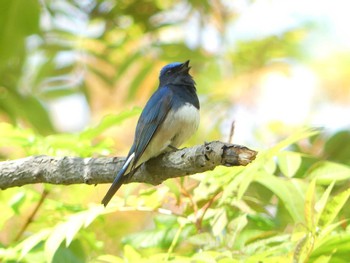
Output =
[{"x1": 166, "y1": 70, "x2": 172, "y2": 75}]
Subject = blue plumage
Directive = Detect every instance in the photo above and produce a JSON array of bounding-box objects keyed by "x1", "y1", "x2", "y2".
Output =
[
  {"x1": 159, "y1": 62, "x2": 183, "y2": 76},
  {"x1": 102, "y1": 60, "x2": 199, "y2": 206}
]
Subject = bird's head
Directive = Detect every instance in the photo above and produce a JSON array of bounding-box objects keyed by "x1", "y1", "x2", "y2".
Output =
[{"x1": 159, "y1": 60, "x2": 195, "y2": 87}]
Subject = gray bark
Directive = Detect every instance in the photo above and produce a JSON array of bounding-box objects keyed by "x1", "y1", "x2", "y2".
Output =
[{"x1": 0, "y1": 141, "x2": 257, "y2": 190}]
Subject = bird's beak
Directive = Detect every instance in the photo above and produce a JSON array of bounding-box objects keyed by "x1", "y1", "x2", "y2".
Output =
[{"x1": 180, "y1": 60, "x2": 191, "y2": 73}]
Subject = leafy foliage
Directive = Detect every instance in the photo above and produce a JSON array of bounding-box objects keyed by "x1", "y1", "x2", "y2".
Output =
[
  {"x1": 1, "y1": 0, "x2": 349, "y2": 262},
  {"x1": 1, "y1": 122, "x2": 350, "y2": 262}
]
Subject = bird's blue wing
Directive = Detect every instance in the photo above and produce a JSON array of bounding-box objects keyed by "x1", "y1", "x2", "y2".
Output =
[
  {"x1": 130, "y1": 86, "x2": 173, "y2": 169},
  {"x1": 101, "y1": 86, "x2": 173, "y2": 207}
]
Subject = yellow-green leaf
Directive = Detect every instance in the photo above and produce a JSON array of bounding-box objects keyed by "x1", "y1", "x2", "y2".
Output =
[
  {"x1": 306, "y1": 161, "x2": 350, "y2": 184},
  {"x1": 304, "y1": 179, "x2": 316, "y2": 232},
  {"x1": 318, "y1": 188, "x2": 350, "y2": 227},
  {"x1": 278, "y1": 151, "x2": 302, "y2": 178}
]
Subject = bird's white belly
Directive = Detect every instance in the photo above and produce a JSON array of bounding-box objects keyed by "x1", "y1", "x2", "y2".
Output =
[{"x1": 135, "y1": 103, "x2": 199, "y2": 167}]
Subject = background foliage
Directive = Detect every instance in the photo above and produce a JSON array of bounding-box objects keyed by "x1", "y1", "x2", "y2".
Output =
[{"x1": 1, "y1": 0, "x2": 350, "y2": 262}]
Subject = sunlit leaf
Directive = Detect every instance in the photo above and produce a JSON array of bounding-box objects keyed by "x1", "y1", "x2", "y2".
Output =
[
  {"x1": 227, "y1": 214, "x2": 248, "y2": 248},
  {"x1": 222, "y1": 128, "x2": 319, "y2": 202},
  {"x1": 263, "y1": 157, "x2": 277, "y2": 174},
  {"x1": 122, "y1": 223, "x2": 194, "y2": 250},
  {"x1": 154, "y1": 214, "x2": 178, "y2": 229},
  {"x1": 17, "y1": 229, "x2": 51, "y2": 259},
  {"x1": 80, "y1": 108, "x2": 141, "y2": 140},
  {"x1": 243, "y1": 234, "x2": 291, "y2": 256},
  {"x1": 318, "y1": 188, "x2": 350, "y2": 228},
  {"x1": 311, "y1": 254, "x2": 333, "y2": 263},
  {"x1": 293, "y1": 232, "x2": 315, "y2": 263},
  {"x1": 315, "y1": 220, "x2": 347, "y2": 251},
  {"x1": 44, "y1": 206, "x2": 105, "y2": 262},
  {"x1": 255, "y1": 172, "x2": 305, "y2": 223},
  {"x1": 94, "y1": 255, "x2": 124, "y2": 263},
  {"x1": 187, "y1": 232, "x2": 216, "y2": 247},
  {"x1": 45, "y1": 223, "x2": 67, "y2": 262},
  {"x1": 191, "y1": 250, "x2": 234, "y2": 262},
  {"x1": 278, "y1": 151, "x2": 302, "y2": 178},
  {"x1": 8, "y1": 191, "x2": 26, "y2": 214},
  {"x1": 304, "y1": 179, "x2": 316, "y2": 232},
  {"x1": 163, "y1": 180, "x2": 181, "y2": 202},
  {"x1": 314, "y1": 182, "x2": 334, "y2": 227},
  {"x1": 211, "y1": 208, "x2": 228, "y2": 236},
  {"x1": 311, "y1": 232, "x2": 350, "y2": 259},
  {"x1": 305, "y1": 161, "x2": 350, "y2": 184},
  {"x1": 123, "y1": 245, "x2": 141, "y2": 261}
]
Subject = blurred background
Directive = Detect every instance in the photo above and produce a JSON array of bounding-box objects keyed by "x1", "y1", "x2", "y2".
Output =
[{"x1": 1, "y1": 0, "x2": 350, "y2": 262}]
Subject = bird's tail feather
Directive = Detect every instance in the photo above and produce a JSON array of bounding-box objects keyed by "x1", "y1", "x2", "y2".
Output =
[{"x1": 101, "y1": 153, "x2": 135, "y2": 207}]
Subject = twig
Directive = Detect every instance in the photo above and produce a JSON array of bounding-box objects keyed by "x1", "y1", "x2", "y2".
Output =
[
  {"x1": 228, "y1": 121, "x2": 235, "y2": 144},
  {"x1": 14, "y1": 189, "x2": 49, "y2": 241},
  {"x1": 197, "y1": 190, "x2": 222, "y2": 231}
]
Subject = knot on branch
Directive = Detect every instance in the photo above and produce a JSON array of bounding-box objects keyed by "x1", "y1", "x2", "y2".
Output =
[{"x1": 221, "y1": 144, "x2": 257, "y2": 166}]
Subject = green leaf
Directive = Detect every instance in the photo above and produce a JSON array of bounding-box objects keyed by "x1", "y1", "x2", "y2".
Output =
[
  {"x1": 243, "y1": 234, "x2": 291, "y2": 256},
  {"x1": 122, "y1": 226, "x2": 183, "y2": 249},
  {"x1": 66, "y1": 206, "x2": 105, "y2": 246},
  {"x1": 40, "y1": 87, "x2": 79, "y2": 100},
  {"x1": 16, "y1": 229, "x2": 51, "y2": 259},
  {"x1": 0, "y1": 0, "x2": 39, "y2": 65},
  {"x1": 123, "y1": 245, "x2": 141, "y2": 262},
  {"x1": 306, "y1": 161, "x2": 350, "y2": 184},
  {"x1": 191, "y1": 250, "x2": 234, "y2": 262},
  {"x1": 3, "y1": 91, "x2": 55, "y2": 134},
  {"x1": 278, "y1": 151, "x2": 302, "y2": 178},
  {"x1": 80, "y1": 108, "x2": 141, "y2": 139},
  {"x1": 0, "y1": 123, "x2": 37, "y2": 149},
  {"x1": 94, "y1": 255, "x2": 124, "y2": 263},
  {"x1": 255, "y1": 172, "x2": 305, "y2": 223},
  {"x1": 315, "y1": 220, "x2": 347, "y2": 250},
  {"x1": 8, "y1": 191, "x2": 26, "y2": 214},
  {"x1": 45, "y1": 206, "x2": 105, "y2": 262},
  {"x1": 311, "y1": 232, "x2": 350, "y2": 258},
  {"x1": 311, "y1": 254, "x2": 333, "y2": 263},
  {"x1": 325, "y1": 130, "x2": 350, "y2": 165},
  {"x1": 187, "y1": 232, "x2": 216, "y2": 247},
  {"x1": 45, "y1": 223, "x2": 67, "y2": 262},
  {"x1": 315, "y1": 182, "x2": 334, "y2": 227},
  {"x1": 52, "y1": 240, "x2": 86, "y2": 263},
  {"x1": 211, "y1": 208, "x2": 228, "y2": 237},
  {"x1": 263, "y1": 157, "x2": 277, "y2": 174},
  {"x1": 122, "y1": 215, "x2": 194, "y2": 250},
  {"x1": 163, "y1": 180, "x2": 181, "y2": 202},
  {"x1": 304, "y1": 179, "x2": 316, "y2": 232},
  {"x1": 222, "y1": 128, "x2": 319, "y2": 202},
  {"x1": 227, "y1": 214, "x2": 248, "y2": 248},
  {"x1": 154, "y1": 214, "x2": 178, "y2": 229},
  {"x1": 318, "y1": 188, "x2": 350, "y2": 228},
  {"x1": 293, "y1": 232, "x2": 315, "y2": 263}
]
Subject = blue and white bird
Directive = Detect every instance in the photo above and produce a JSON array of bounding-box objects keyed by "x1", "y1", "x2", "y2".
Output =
[{"x1": 102, "y1": 60, "x2": 200, "y2": 206}]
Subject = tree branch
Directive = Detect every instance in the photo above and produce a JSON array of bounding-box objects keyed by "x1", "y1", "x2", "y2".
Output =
[{"x1": 0, "y1": 141, "x2": 257, "y2": 190}]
